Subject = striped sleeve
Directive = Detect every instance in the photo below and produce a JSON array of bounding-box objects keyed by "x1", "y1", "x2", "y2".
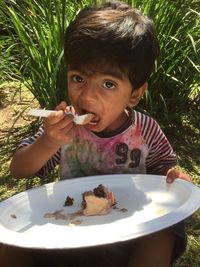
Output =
[
  {"x1": 18, "y1": 126, "x2": 61, "y2": 177},
  {"x1": 134, "y1": 111, "x2": 177, "y2": 174}
]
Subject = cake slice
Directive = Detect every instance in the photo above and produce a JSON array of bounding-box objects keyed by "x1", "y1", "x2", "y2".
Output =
[{"x1": 82, "y1": 184, "x2": 116, "y2": 216}]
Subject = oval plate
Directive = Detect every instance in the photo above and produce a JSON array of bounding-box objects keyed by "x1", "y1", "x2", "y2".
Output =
[{"x1": 0, "y1": 174, "x2": 200, "y2": 249}]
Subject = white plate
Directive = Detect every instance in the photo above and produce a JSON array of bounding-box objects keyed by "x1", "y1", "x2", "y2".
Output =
[{"x1": 0, "y1": 174, "x2": 200, "y2": 249}]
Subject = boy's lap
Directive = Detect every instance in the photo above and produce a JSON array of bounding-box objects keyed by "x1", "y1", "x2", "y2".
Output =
[
  {"x1": 0, "y1": 244, "x2": 34, "y2": 267},
  {"x1": 32, "y1": 245, "x2": 129, "y2": 267},
  {"x1": 0, "y1": 222, "x2": 186, "y2": 267}
]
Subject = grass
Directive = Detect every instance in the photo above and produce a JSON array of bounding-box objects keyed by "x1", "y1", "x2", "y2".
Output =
[
  {"x1": 0, "y1": 83, "x2": 200, "y2": 266},
  {"x1": 0, "y1": 1, "x2": 199, "y2": 265},
  {"x1": 166, "y1": 109, "x2": 200, "y2": 266}
]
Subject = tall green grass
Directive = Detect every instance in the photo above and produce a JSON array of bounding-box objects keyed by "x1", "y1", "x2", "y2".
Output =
[
  {"x1": 128, "y1": 0, "x2": 200, "y2": 125},
  {"x1": 0, "y1": 7, "x2": 20, "y2": 84},
  {"x1": 0, "y1": 0, "x2": 98, "y2": 108},
  {"x1": 0, "y1": 0, "x2": 199, "y2": 123},
  {"x1": 1, "y1": 0, "x2": 70, "y2": 108}
]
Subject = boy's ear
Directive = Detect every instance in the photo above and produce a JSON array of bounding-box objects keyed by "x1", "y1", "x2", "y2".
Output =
[{"x1": 128, "y1": 82, "x2": 148, "y2": 107}]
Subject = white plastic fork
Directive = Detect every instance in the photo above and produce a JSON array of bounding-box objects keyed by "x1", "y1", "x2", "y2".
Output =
[{"x1": 27, "y1": 109, "x2": 94, "y2": 125}]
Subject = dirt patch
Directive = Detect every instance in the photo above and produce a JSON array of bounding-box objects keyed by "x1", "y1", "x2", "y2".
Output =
[{"x1": 0, "y1": 82, "x2": 39, "y2": 138}]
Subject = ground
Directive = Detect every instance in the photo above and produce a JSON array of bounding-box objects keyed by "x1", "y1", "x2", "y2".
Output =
[{"x1": 0, "y1": 82, "x2": 199, "y2": 266}]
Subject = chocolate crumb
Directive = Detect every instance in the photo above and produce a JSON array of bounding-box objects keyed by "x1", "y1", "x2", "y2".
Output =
[
  {"x1": 119, "y1": 208, "x2": 128, "y2": 213},
  {"x1": 64, "y1": 196, "x2": 74, "y2": 206}
]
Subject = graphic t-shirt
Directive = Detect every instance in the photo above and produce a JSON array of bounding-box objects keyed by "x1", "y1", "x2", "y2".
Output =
[{"x1": 19, "y1": 109, "x2": 177, "y2": 179}]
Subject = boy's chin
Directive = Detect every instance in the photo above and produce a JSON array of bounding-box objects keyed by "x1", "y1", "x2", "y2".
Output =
[
  {"x1": 84, "y1": 124, "x2": 101, "y2": 132},
  {"x1": 84, "y1": 123, "x2": 106, "y2": 133},
  {"x1": 85, "y1": 123, "x2": 117, "y2": 134}
]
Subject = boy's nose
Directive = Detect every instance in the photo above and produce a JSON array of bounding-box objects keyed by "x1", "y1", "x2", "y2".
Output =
[{"x1": 79, "y1": 82, "x2": 97, "y2": 104}]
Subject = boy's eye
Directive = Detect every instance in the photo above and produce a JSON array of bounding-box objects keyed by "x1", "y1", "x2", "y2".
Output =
[
  {"x1": 103, "y1": 81, "x2": 116, "y2": 90},
  {"x1": 72, "y1": 75, "x2": 84, "y2": 83}
]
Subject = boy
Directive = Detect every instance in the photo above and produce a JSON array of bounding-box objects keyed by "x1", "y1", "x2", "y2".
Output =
[{"x1": 8, "y1": 1, "x2": 190, "y2": 266}]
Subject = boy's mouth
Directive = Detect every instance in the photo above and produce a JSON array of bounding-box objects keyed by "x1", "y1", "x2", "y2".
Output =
[{"x1": 81, "y1": 109, "x2": 100, "y2": 125}]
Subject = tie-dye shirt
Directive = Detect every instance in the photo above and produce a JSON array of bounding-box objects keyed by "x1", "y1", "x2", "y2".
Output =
[{"x1": 19, "y1": 109, "x2": 177, "y2": 179}]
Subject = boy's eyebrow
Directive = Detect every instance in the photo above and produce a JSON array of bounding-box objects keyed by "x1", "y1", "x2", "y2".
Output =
[
  {"x1": 100, "y1": 69, "x2": 125, "y2": 80},
  {"x1": 68, "y1": 67, "x2": 126, "y2": 80}
]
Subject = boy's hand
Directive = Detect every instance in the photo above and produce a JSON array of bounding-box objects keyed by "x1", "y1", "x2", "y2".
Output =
[
  {"x1": 166, "y1": 168, "x2": 191, "y2": 183},
  {"x1": 42, "y1": 101, "x2": 75, "y2": 147}
]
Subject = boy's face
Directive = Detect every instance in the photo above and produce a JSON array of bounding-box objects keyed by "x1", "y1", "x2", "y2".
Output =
[{"x1": 67, "y1": 65, "x2": 145, "y2": 133}]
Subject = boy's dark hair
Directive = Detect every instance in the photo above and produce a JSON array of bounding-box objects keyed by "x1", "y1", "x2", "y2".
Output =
[{"x1": 64, "y1": 0, "x2": 160, "y2": 90}]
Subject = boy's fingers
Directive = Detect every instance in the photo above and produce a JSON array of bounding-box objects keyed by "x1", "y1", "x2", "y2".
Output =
[
  {"x1": 55, "y1": 114, "x2": 74, "y2": 130},
  {"x1": 43, "y1": 111, "x2": 74, "y2": 135},
  {"x1": 65, "y1": 105, "x2": 76, "y2": 115},
  {"x1": 166, "y1": 168, "x2": 191, "y2": 183},
  {"x1": 55, "y1": 101, "x2": 67, "y2": 111},
  {"x1": 42, "y1": 116, "x2": 75, "y2": 146},
  {"x1": 43, "y1": 110, "x2": 65, "y2": 125}
]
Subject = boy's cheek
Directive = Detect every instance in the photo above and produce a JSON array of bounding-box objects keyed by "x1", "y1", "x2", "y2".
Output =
[{"x1": 68, "y1": 90, "x2": 77, "y2": 104}]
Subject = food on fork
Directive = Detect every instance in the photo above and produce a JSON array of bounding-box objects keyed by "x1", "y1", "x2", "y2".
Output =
[
  {"x1": 82, "y1": 184, "x2": 116, "y2": 216},
  {"x1": 75, "y1": 113, "x2": 94, "y2": 125}
]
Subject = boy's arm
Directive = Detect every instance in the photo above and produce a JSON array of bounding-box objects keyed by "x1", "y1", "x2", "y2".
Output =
[
  {"x1": 10, "y1": 104, "x2": 75, "y2": 179},
  {"x1": 138, "y1": 113, "x2": 191, "y2": 184},
  {"x1": 10, "y1": 134, "x2": 60, "y2": 178}
]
